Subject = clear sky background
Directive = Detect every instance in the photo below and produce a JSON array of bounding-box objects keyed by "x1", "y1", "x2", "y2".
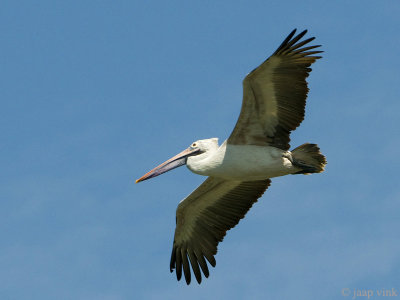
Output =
[{"x1": 1, "y1": 1, "x2": 399, "y2": 299}]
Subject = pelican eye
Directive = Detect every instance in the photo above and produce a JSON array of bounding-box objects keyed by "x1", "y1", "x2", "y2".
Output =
[{"x1": 192, "y1": 143, "x2": 197, "y2": 148}]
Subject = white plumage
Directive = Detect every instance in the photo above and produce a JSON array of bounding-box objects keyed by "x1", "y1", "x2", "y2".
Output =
[{"x1": 187, "y1": 139, "x2": 297, "y2": 180}]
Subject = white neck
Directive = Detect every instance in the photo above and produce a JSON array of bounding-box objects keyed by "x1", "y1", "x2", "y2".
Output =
[{"x1": 186, "y1": 141, "x2": 226, "y2": 176}]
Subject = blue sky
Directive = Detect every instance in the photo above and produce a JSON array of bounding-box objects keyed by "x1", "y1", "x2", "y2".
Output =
[{"x1": 1, "y1": 1, "x2": 399, "y2": 299}]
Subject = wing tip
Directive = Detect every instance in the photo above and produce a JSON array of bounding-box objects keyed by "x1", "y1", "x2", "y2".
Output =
[
  {"x1": 274, "y1": 28, "x2": 321, "y2": 57},
  {"x1": 275, "y1": 28, "x2": 297, "y2": 53}
]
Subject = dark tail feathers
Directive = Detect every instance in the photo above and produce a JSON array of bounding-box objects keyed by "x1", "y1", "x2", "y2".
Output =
[{"x1": 291, "y1": 143, "x2": 327, "y2": 175}]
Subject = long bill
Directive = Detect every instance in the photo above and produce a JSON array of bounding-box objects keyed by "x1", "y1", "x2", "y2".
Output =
[{"x1": 135, "y1": 147, "x2": 200, "y2": 183}]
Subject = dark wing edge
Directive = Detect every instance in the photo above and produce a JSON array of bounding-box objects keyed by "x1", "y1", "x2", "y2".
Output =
[
  {"x1": 170, "y1": 178, "x2": 271, "y2": 284},
  {"x1": 228, "y1": 29, "x2": 323, "y2": 150}
]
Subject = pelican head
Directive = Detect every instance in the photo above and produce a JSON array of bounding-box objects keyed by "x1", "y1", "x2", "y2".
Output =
[{"x1": 136, "y1": 138, "x2": 219, "y2": 183}]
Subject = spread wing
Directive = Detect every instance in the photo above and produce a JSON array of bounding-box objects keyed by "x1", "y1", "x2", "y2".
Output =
[
  {"x1": 169, "y1": 177, "x2": 271, "y2": 284},
  {"x1": 228, "y1": 29, "x2": 323, "y2": 150}
]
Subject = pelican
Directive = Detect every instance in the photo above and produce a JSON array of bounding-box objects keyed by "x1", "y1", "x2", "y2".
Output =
[{"x1": 136, "y1": 29, "x2": 327, "y2": 284}]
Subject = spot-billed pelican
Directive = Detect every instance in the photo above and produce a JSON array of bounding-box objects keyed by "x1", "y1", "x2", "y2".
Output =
[{"x1": 136, "y1": 29, "x2": 327, "y2": 284}]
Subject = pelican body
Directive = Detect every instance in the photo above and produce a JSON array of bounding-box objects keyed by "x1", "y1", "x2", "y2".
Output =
[
  {"x1": 186, "y1": 140, "x2": 297, "y2": 180},
  {"x1": 136, "y1": 29, "x2": 327, "y2": 285}
]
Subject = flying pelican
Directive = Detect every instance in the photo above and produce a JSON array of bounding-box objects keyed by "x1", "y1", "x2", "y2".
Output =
[{"x1": 136, "y1": 29, "x2": 327, "y2": 284}]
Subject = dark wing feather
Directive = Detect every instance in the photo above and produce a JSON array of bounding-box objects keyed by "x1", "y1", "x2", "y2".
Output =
[
  {"x1": 228, "y1": 29, "x2": 323, "y2": 150},
  {"x1": 170, "y1": 177, "x2": 271, "y2": 284}
]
